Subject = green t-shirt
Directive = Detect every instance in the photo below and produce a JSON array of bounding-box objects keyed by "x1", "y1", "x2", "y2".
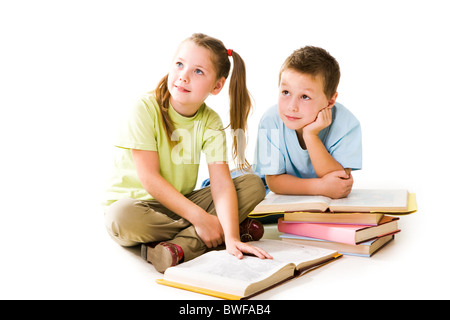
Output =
[{"x1": 104, "y1": 93, "x2": 227, "y2": 206}]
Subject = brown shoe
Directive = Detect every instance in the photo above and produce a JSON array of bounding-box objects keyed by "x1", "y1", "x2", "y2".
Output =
[
  {"x1": 239, "y1": 218, "x2": 264, "y2": 242},
  {"x1": 141, "y1": 242, "x2": 184, "y2": 273}
]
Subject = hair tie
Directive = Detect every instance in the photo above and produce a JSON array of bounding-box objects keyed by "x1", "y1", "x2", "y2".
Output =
[{"x1": 227, "y1": 49, "x2": 233, "y2": 57}]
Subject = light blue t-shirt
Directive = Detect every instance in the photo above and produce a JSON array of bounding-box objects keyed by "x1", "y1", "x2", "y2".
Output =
[{"x1": 253, "y1": 102, "x2": 362, "y2": 179}]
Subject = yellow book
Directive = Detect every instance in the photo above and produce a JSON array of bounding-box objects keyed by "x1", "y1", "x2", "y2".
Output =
[
  {"x1": 156, "y1": 239, "x2": 342, "y2": 300},
  {"x1": 250, "y1": 189, "x2": 417, "y2": 216}
]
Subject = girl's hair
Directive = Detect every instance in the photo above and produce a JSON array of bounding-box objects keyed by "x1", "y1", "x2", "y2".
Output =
[{"x1": 154, "y1": 33, "x2": 252, "y2": 171}]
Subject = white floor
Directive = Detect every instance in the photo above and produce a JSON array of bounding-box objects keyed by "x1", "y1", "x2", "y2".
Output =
[{"x1": 1, "y1": 189, "x2": 448, "y2": 300}]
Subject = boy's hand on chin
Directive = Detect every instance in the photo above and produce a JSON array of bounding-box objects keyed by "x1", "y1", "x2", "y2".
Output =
[{"x1": 303, "y1": 107, "x2": 333, "y2": 136}]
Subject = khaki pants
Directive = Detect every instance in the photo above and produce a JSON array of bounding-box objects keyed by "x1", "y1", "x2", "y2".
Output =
[{"x1": 104, "y1": 174, "x2": 266, "y2": 262}]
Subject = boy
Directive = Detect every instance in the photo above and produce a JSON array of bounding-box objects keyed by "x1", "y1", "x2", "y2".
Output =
[{"x1": 254, "y1": 46, "x2": 362, "y2": 199}]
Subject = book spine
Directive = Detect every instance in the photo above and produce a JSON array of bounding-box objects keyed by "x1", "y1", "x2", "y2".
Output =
[
  {"x1": 283, "y1": 212, "x2": 382, "y2": 225},
  {"x1": 278, "y1": 220, "x2": 358, "y2": 245}
]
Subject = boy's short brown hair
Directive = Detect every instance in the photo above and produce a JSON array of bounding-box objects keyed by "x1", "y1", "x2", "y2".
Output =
[{"x1": 279, "y1": 46, "x2": 340, "y2": 99}]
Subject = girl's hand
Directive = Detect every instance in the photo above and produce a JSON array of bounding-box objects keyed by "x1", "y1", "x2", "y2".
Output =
[
  {"x1": 193, "y1": 213, "x2": 225, "y2": 249},
  {"x1": 226, "y1": 239, "x2": 273, "y2": 260},
  {"x1": 303, "y1": 107, "x2": 333, "y2": 137}
]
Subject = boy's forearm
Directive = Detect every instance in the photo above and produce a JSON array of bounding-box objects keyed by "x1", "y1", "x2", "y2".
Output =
[
  {"x1": 266, "y1": 174, "x2": 322, "y2": 195},
  {"x1": 303, "y1": 134, "x2": 344, "y2": 177}
]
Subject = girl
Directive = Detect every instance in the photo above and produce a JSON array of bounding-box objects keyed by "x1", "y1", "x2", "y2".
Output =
[{"x1": 104, "y1": 33, "x2": 271, "y2": 273}]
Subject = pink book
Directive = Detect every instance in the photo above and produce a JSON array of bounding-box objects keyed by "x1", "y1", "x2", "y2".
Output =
[{"x1": 278, "y1": 216, "x2": 400, "y2": 245}]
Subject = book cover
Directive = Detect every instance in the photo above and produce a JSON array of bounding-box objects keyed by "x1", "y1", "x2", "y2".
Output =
[
  {"x1": 278, "y1": 216, "x2": 400, "y2": 245},
  {"x1": 280, "y1": 233, "x2": 396, "y2": 257},
  {"x1": 283, "y1": 211, "x2": 384, "y2": 225}
]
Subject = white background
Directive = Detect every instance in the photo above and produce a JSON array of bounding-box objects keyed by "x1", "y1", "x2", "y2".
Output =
[{"x1": 1, "y1": 0, "x2": 449, "y2": 299}]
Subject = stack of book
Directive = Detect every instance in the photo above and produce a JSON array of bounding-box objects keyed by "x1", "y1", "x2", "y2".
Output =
[{"x1": 250, "y1": 189, "x2": 417, "y2": 257}]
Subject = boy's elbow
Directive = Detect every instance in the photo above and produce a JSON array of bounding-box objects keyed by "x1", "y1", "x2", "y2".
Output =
[
  {"x1": 266, "y1": 174, "x2": 292, "y2": 194},
  {"x1": 265, "y1": 175, "x2": 280, "y2": 193}
]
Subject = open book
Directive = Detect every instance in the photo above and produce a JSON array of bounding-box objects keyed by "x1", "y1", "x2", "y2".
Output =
[
  {"x1": 156, "y1": 239, "x2": 341, "y2": 300},
  {"x1": 251, "y1": 189, "x2": 416, "y2": 214}
]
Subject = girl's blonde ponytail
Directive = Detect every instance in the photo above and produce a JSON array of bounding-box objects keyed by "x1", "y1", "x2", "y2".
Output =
[
  {"x1": 228, "y1": 50, "x2": 252, "y2": 171},
  {"x1": 154, "y1": 74, "x2": 176, "y2": 146}
]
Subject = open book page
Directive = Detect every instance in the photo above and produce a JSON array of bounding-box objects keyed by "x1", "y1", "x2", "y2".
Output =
[
  {"x1": 253, "y1": 189, "x2": 412, "y2": 214},
  {"x1": 162, "y1": 240, "x2": 338, "y2": 297},
  {"x1": 254, "y1": 192, "x2": 331, "y2": 213},
  {"x1": 329, "y1": 189, "x2": 409, "y2": 212},
  {"x1": 163, "y1": 247, "x2": 292, "y2": 297},
  {"x1": 253, "y1": 239, "x2": 338, "y2": 270}
]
